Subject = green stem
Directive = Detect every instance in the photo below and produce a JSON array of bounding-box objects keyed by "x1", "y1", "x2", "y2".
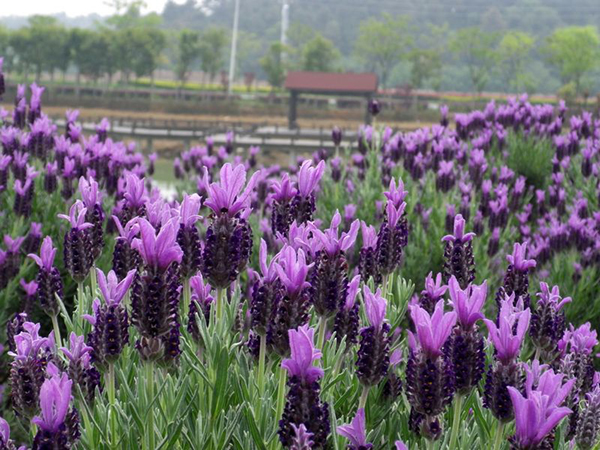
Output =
[
  {"x1": 77, "y1": 281, "x2": 84, "y2": 333},
  {"x1": 50, "y1": 314, "x2": 62, "y2": 350},
  {"x1": 448, "y1": 394, "x2": 463, "y2": 450},
  {"x1": 493, "y1": 422, "x2": 505, "y2": 450},
  {"x1": 275, "y1": 366, "x2": 287, "y2": 426},
  {"x1": 317, "y1": 315, "x2": 327, "y2": 352},
  {"x1": 257, "y1": 334, "x2": 267, "y2": 399},
  {"x1": 216, "y1": 288, "x2": 224, "y2": 322},
  {"x1": 358, "y1": 385, "x2": 369, "y2": 409},
  {"x1": 427, "y1": 438, "x2": 435, "y2": 450},
  {"x1": 145, "y1": 362, "x2": 155, "y2": 450},
  {"x1": 90, "y1": 265, "x2": 97, "y2": 296},
  {"x1": 182, "y1": 278, "x2": 191, "y2": 321},
  {"x1": 108, "y1": 363, "x2": 117, "y2": 449}
]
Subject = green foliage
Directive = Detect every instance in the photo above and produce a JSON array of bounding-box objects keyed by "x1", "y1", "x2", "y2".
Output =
[
  {"x1": 497, "y1": 31, "x2": 535, "y2": 93},
  {"x1": 543, "y1": 26, "x2": 600, "y2": 96},
  {"x1": 301, "y1": 34, "x2": 340, "y2": 72},
  {"x1": 260, "y1": 42, "x2": 291, "y2": 90},
  {"x1": 449, "y1": 27, "x2": 499, "y2": 94},
  {"x1": 175, "y1": 29, "x2": 200, "y2": 87},
  {"x1": 408, "y1": 48, "x2": 442, "y2": 89},
  {"x1": 198, "y1": 27, "x2": 228, "y2": 83},
  {"x1": 505, "y1": 131, "x2": 554, "y2": 189},
  {"x1": 353, "y1": 13, "x2": 413, "y2": 87}
]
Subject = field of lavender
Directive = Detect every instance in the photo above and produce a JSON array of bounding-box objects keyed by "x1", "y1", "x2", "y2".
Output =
[{"x1": 1, "y1": 58, "x2": 600, "y2": 450}]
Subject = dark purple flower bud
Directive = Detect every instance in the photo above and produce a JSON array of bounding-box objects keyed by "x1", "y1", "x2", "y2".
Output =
[
  {"x1": 483, "y1": 297, "x2": 530, "y2": 422},
  {"x1": 84, "y1": 269, "x2": 134, "y2": 367},
  {"x1": 79, "y1": 177, "x2": 104, "y2": 261},
  {"x1": 368, "y1": 99, "x2": 381, "y2": 117},
  {"x1": 436, "y1": 161, "x2": 455, "y2": 193},
  {"x1": 187, "y1": 274, "x2": 213, "y2": 342},
  {"x1": 290, "y1": 160, "x2": 325, "y2": 225},
  {"x1": 270, "y1": 174, "x2": 297, "y2": 237},
  {"x1": 60, "y1": 333, "x2": 101, "y2": 402},
  {"x1": 250, "y1": 240, "x2": 281, "y2": 337},
  {"x1": 13, "y1": 97, "x2": 26, "y2": 129},
  {"x1": 19, "y1": 278, "x2": 38, "y2": 316},
  {"x1": 497, "y1": 242, "x2": 536, "y2": 310},
  {"x1": 330, "y1": 157, "x2": 342, "y2": 183},
  {"x1": 333, "y1": 275, "x2": 361, "y2": 346},
  {"x1": 176, "y1": 194, "x2": 203, "y2": 278},
  {"x1": 359, "y1": 221, "x2": 379, "y2": 284},
  {"x1": 28, "y1": 83, "x2": 44, "y2": 124},
  {"x1": 9, "y1": 322, "x2": 56, "y2": 419},
  {"x1": 279, "y1": 325, "x2": 330, "y2": 449},
  {"x1": 440, "y1": 105, "x2": 449, "y2": 127},
  {"x1": 376, "y1": 201, "x2": 408, "y2": 278},
  {"x1": 58, "y1": 201, "x2": 94, "y2": 283},
  {"x1": 112, "y1": 216, "x2": 141, "y2": 280},
  {"x1": 415, "y1": 273, "x2": 447, "y2": 315},
  {"x1": 576, "y1": 384, "x2": 600, "y2": 450},
  {"x1": 269, "y1": 247, "x2": 313, "y2": 356},
  {"x1": 357, "y1": 286, "x2": 390, "y2": 387},
  {"x1": 447, "y1": 277, "x2": 486, "y2": 394},
  {"x1": 43, "y1": 161, "x2": 58, "y2": 193},
  {"x1": 530, "y1": 282, "x2": 570, "y2": 360},
  {"x1": 442, "y1": 214, "x2": 475, "y2": 289},
  {"x1": 32, "y1": 371, "x2": 80, "y2": 450},
  {"x1": 0, "y1": 58, "x2": 4, "y2": 98},
  {"x1": 201, "y1": 164, "x2": 258, "y2": 289},
  {"x1": 13, "y1": 178, "x2": 34, "y2": 218},
  {"x1": 23, "y1": 222, "x2": 42, "y2": 255},
  {"x1": 0, "y1": 155, "x2": 10, "y2": 190},
  {"x1": 309, "y1": 213, "x2": 359, "y2": 318},
  {"x1": 332, "y1": 126, "x2": 342, "y2": 146},
  {"x1": 131, "y1": 219, "x2": 183, "y2": 362},
  {"x1": 6, "y1": 312, "x2": 28, "y2": 353},
  {"x1": 406, "y1": 301, "x2": 456, "y2": 439}
]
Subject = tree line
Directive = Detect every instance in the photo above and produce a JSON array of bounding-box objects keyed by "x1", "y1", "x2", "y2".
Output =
[{"x1": 0, "y1": 4, "x2": 599, "y2": 98}]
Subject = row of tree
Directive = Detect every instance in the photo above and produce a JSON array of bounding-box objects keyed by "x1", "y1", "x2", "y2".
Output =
[{"x1": 1, "y1": 6, "x2": 599, "y2": 97}]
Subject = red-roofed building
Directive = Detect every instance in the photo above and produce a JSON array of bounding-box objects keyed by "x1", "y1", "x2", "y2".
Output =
[{"x1": 284, "y1": 71, "x2": 378, "y2": 128}]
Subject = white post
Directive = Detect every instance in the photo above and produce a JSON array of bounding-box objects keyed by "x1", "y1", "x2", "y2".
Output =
[
  {"x1": 280, "y1": 0, "x2": 289, "y2": 47},
  {"x1": 227, "y1": 0, "x2": 240, "y2": 96}
]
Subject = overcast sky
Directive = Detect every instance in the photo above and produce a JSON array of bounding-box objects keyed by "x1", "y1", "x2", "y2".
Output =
[{"x1": 0, "y1": 0, "x2": 183, "y2": 17}]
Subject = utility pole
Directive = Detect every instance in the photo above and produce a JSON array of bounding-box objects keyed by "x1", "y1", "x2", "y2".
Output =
[
  {"x1": 280, "y1": 0, "x2": 289, "y2": 47},
  {"x1": 227, "y1": 0, "x2": 240, "y2": 96}
]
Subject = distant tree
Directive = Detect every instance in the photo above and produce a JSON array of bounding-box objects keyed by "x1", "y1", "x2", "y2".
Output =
[
  {"x1": 449, "y1": 27, "x2": 498, "y2": 95},
  {"x1": 131, "y1": 28, "x2": 167, "y2": 81},
  {"x1": 69, "y1": 28, "x2": 90, "y2": 84},
  {"x1": 260, "y1": 42, "x2": 290, "y2": 91},
  {"x1": 9, "y1": 28, "x2": 34, "y2": 78},
  {"x1": 354, "y1": 13, "x2": 413, "y2": 87},
  {"x1": 78, "y1": 32, "x2": 112, "y2": 83},
  {"x1": 497, "y1": 31, "x2": 535, "y2": 93},
  {"x1": 543, "y1": 26, "x2": 600, "y2": 97},
  {"x1": 176, "y1": 29, "x2": 200, "y2": 87},
  {"x1": 235, "y1": 31, "x2": 261, "y2": 78},
  {"x1": 20, "y1": 16, "x2": 68, "y2": 81},
  {"x1": 198, "y1": 27, "x2": 228, "y2": 84},
  {"x1": 301, "y1": 34, "x2": 339, "y2": 72},
  {"x1": 409, "y1": 48, "x2": 442, "y2": 89}
]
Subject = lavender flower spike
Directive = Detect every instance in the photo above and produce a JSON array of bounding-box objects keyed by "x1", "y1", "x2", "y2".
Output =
[
  {"x1": 417, "y1": 272, "x2": 448, "y2": 314},
  {"x1": 448, "y1": 276, "x2": 486, "y2": 330},
  {"x1": 442, "y1": 214, "x2": 475, "y2": 288},
  {"x1": 507, "y1": 242, "x2": 537, "y2": 272},
  {"x1": 79, "y1": 176, "x2": 104, "y2": 261},
  {"x1": 356, "y1": 286, "x2": 391, "y2": 387},
  {"x1": 132, "y1": 218, "x2": 183, "y2": 271},
  {"x1": 282, "y1": 325, "x2": 324, "y2": 382},
  {"x1": 177, "y1": 193, "x2": 203, "y2": 278},
  {"x1": 484, "y1": 298, "x2": 531, "y2": 364},
  {"x1": 32, "y1": 371, "x2": 80, "y2": 449},
  {"x1": 291, "y1": 160, "x2": 325, "y2": 224},
  {"x1": 409, "y1": 300, "x2": 457, "y2": 359},
  {"x1": 58, "y1": 200, "x2": 94, "y2": 283},
  {"x1": 279, "y1": 324, "x2": 330, "y2": 448},
  {"x1": 204, "y1": 163, "x2": 260, "y2": 217},
  {"x1": 395, "y1": 441, "x2": 408, "y2": 450},
  {"x1": 338, "y1": 408, "x2": 372, "y2": 450},
  {"x1": 84, "y1": 268, "x2": 134, "y2": 367},
  {"x1": 60, "y1": 332, "x2": 101, "y2": 402},
  {"x1": 28, "y1": 236, "x2": 63, "y2": 317},
  {"x1": 0, "y1": 417, "x2": 19, "y2": 449},
  {"x1": 508, "y1": 387, "x2": 572, "y2": 449}
]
